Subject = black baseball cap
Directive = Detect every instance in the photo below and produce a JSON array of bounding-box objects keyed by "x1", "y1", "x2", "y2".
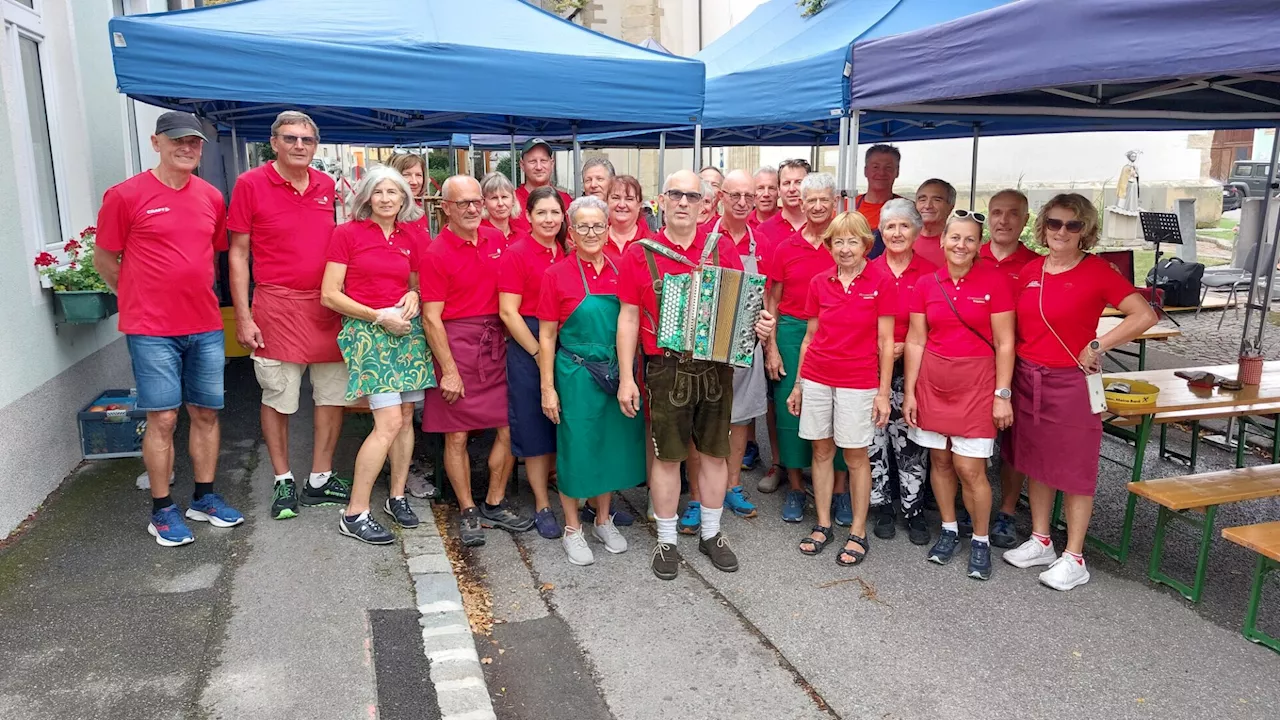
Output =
[
  {"x1": 521, "y1": 137, "x2": 552, "y2": 155},
  {"x1": 155, "y1": 111, "x2": 209, "y2": 142}
]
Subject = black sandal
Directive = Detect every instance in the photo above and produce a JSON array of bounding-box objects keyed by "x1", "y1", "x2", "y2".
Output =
[
  {"x1": 836, "y1": 533, "x2": 869, "y2": 566},
  {"x1": 799, "y1": 525, "x2": 833, "y2": 556}
]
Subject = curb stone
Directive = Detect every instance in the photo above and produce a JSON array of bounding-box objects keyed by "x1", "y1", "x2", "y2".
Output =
[{"x1": 404, "y1": 502, "x2": 497, "y2": 720}]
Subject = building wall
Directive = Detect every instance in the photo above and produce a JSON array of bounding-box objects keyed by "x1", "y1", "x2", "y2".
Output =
[{"x1": 0, "y1": 0, "x2": 137, "y2": 537}]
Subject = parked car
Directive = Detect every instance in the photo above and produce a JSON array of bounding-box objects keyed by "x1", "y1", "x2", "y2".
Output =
[{"x1": 1223, "y1": 160, "x2": 1279, "y2": 211}]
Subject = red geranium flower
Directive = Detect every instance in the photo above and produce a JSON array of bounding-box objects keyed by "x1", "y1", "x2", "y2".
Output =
[
  {"x1": 68, "y1": 262, "x2": 78, "y2": 269},
  {"x1": 64, "y1": 239, "x2": 81, "y2": 254},
  {"x1": 33, "y1": 252, "x2": 58, "y2": 268},
  {"x1": 80, "y1": 226, "x2": 96, "y2": 239}
]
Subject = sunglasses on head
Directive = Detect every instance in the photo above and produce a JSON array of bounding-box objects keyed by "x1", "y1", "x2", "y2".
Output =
[
  {"x1": 1043, "y1": 217, "x2": 1086, "y2": 233},
  {"x1": 949, "y1": 209, "x2": 986, "y2": 223}
]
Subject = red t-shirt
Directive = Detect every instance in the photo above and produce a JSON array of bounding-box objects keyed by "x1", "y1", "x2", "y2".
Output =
[
  {"x1": 1014, "y1": 254, "x2": 1137, "y2": 368},
  {"x1": 480, "y1": 217, "x2": 527, "y2": 246},
  {"x1": 747, "y1": 209, "x2": 776, "y2": 228},
  {"x1": 729, "y1": 226, "x2": 775, "y2": 278},
  {"x1": 910, "y1": 264, "x2": 1014, "y2": 358},
  {"x1": 616, "y1": 228, "x2": 743, "y2": 356},
  {"x1": 801, "y1": 266, "x2": 896, "y2": 390},
  {"x1": 871, "y1": 252, "x2": 937, "y2": 343},
  {"x1": 95, "y1": 171, "x2": 227, "y2": 336},
  {"x1": 420, "y1": 225, "x2": 507, "y2": 320},
  {"x1": 697, "y1": 214, "x2": 722, "y2": 233},
  {"x1": 407, "y1": 214, "x2": 432, "y2": 240},
  {"x1": 914, "y1": 234, "x2": 946, "y2": 269},
  {"x1": 325, "y1": 219, "x2": 417, "y2": 309},
  {"x1": 227, "y1": 163, "x2": 336, "y2": 291},
  {"x1": 536, "y1": 255, "x2": 619, "y2": 326},
  {"x1": 756, "y1": 211, "x2": 805, "y2": 244},
  {"x1": 511, "y1": 185, "x2": 572, "y2": 236},
  {"x1": 767, "y1": 231, "x2": 835, "y2": 319},
  {"x1": 498, "y1": 237, "x2": 565, "y2": 317},
  {"x1": 980, "y1": 242, "x2": 1040, "y2": 288},
  {"x1": 604, "y1": 222, "x2": 651, "y2": 261},
  {"x1": 853, "y1": 193, "x2": 902, "y2": 232}
]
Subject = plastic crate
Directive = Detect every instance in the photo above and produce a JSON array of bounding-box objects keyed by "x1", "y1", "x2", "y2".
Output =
[{"x1": 79, "y1": 389, "x2": 147, "y2": 459}]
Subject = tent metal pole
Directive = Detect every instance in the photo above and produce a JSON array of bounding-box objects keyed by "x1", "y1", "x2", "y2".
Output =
[
  {"x1": 658, "y1": 131, "x2": 667, "y2": 226},
  {"x1": 836, "y1": 114, "x2": 850, "y2": 204},
  {"x1": 693, "y1": 124, "x2": 702, "y2": 171},
  {"x1": 969, "y1": 123, "x2": 981, "y2": 210},
  {"x1": 467, "y1": 141, "x2": 475, "y2": 176},
  {"x1": 848, "y1": 110, "x2": 861, "y2": 200},
  {"x1": 1243, "y1": 124, "x2": 1280, "y2": 353},
  {"x1": 572, "y1": 123, "x2": 581, "y2": 196},
  {"x1": 509, "y1": 135, "x2": 517, "y2": 183},
  {"x1": 230, "y1": 121, "x2": 241, "y2": 177}
]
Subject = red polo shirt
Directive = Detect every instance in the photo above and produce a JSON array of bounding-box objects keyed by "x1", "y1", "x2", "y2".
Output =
[
  {"x1": 697, "y1": 214, "x2": 722, "y2": 233},
  {"x1": 617, "y1": 228, "x2": 743, "y2": 356},
  {"x1": 536, "y1": 255, "x2": 620, "y2": 326},
  {"x1": 227, "y1": 163, "x2": 335, "y2": 291},
  {"x1": 767, "y1": 231, "x2": 834, "y2": 319},
  {"x1": 407, "y1": 214, "x2": 432, "y2": 240},
  {"x1": 480, "y1": 217, "x2": 527, "y2": 245},
  {"x1": 980, "y1": 242, "x2": 1040, "y2": 287},
  {"x1": 757, "y1": 211, "x2": 805, "y2": 244},
  {"x1": 325, "y1": 219, "x2": 417, "y2": 309},
  {"x1": 747, "y1": 209, "x2": 776, "y2": 228},
  {"x1": 872, "y1": 252, "x2": 938, "y2": 343},
  {"x1": 96, "y1": 171, "x2": 227, "y2": 336},
  {"x1": 420, "y1": 225, "x2": 507, "y2": 320},
  {"x1": 801, "y1": 266, "x2": 896, "y2": 389},
  {"x1": 910, "y1": 264, "x2": 1014, "y2": 358},
  {"x1": 512, "y1": 185, "x2": 572, "y2": 236},
  {"x1": 604, "y1": 222, "x2": 651, "y2": 261},
  {"x1": 1014, "y1": 254, "x2": 1137, "y2": 368},
  {"x1": 498, "y1": 237, "x2": 565, "y2": 316},
  {"x1": 914, "y1": 234, "x2": 946, "y2": 269},
  {"x1": 728, "y1": 226, "x2": 774, "y2": 277}
]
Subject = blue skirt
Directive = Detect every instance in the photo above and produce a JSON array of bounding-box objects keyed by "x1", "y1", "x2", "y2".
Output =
[{"x1": 507, "y1": 316, "x2": 557, "y2": 457}]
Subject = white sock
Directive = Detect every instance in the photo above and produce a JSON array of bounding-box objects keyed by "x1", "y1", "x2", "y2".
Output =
[
  {"x1": 656, "y1": 515, "x2": 678, "y2": 545},
  {"x1": 700, "y1": 506, "x2": 723, "y2": 540},
  {"x1": 308, "y1": 471, "x2": 332, "y2": 489},
  {"x1": 942, "y1": 521, "x2": 958, "y2": 534},
  {"x1": 1064, "y1": 550, "x2": 1085, "y2": 566},
  {"x1": 274, "y1": 472, "x2": 294, "y2": 484},
  {"x1": 972, "y1": 534, "x2": 990, "y2": 545}
]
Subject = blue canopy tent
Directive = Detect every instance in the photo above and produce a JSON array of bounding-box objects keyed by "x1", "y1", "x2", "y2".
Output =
[{"x1": 108, "y1": 0, "x2": 705, "y2": 176}]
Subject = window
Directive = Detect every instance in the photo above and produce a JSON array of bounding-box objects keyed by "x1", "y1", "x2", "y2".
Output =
[
  {"x1": 1234, "y1": 164, "x2": 1253, "y2": 177},
  {"x1": 18, "y1": 34, "x2": 60, "y2": 247}
]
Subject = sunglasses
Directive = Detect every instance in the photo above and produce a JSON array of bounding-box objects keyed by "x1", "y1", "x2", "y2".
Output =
[
  {"x1": 949, "y1": 209, "x2": 987, "y2": 223},
  {"x1": 1043, "y1": 217, "x2": 1086, "y2": 233},
  {"x1": 663, "y1": 189, "x2": 703, "y2": 204},
  {"x1": 274, "y1": 133, "x2": 318, "y2": 147}
]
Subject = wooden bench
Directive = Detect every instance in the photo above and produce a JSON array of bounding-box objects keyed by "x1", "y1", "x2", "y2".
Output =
[
  {"x1": 1107, "y1": 402, "x2": 1280, "y2": 472},
  {"x1": 1128, "y1": 465, "x2": 1280, "y2": 602},
  {"x1": 1222, "y1": 521, "x2": 1280, "y2": 654}
]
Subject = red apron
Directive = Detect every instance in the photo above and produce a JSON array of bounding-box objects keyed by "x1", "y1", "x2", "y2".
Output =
[
  {"x1": 914, "y1": 348, "x2": 996, "y2": 439},
  {"x1": 251, "y1": 284, "x2": 343, "y2": 364},
  {"x1": 1002, "y1": 359, "x2": 1102, "y2": 496},
  {"x1": 424, "y1": 315, "x2": 509, "y2": 433}
]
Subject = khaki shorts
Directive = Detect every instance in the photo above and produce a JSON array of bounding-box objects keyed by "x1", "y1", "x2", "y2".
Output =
[
  {"x1": 252, "y1": 356, "x2": 350, "y2": 414},
  {"x1": 645, "y1": 355, "x2": 733, "y2": 461},
  {"x1": 798, "y1": 380, "x2": 877, "y2": 449}
]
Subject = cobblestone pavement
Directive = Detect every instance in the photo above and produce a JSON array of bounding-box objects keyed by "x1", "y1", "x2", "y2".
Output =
[{"x1": 1159, "y1": 296, "x2": 1280, "y2": 364}]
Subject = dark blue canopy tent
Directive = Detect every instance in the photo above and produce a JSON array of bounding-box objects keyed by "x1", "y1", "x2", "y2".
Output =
[{"x1": 107, "y1": 0, "x2": 705, "y2": 145}]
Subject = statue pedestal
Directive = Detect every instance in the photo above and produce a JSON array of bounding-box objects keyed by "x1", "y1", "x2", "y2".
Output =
[{"x1": 1103, "y1": 207, "x2": 1143, "y2": 247}]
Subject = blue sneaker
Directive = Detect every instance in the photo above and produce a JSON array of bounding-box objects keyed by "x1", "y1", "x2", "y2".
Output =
[
  {"x1": 928, "y1": 529, "x2": 959, "y2": 565},
  {"x1": 580, "y1": 497, "x2": 635, "y2": 527},
  {"x1": 968, "y1": 540, "x2": 993, "y2": 580},
  {"x1": 148, "y1": 505, "x2": 195, "y2": 547},
  {"x1": 832, "y1": 493, "x2": 853, "y2": 527},
  {"x1": 741, "y1": 441, "x2": 760, "y2": 471},
  {"x1": 534, "y1": 507, "x2": 562, "y2": 539},
  {"x1": 724, "y1": 486, "x2": 758, "y2": 518},
  {"x1": 782, "y1": 490, "x2": 806, "y2": 523},
  {"x1": 186, "y1": 493, "x2": 244, "y2": 528},
  {"x1": 678, "y1": 501, "x2": 701, "y2": 535}
]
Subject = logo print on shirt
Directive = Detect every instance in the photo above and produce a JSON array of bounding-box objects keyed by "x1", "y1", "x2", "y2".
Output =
[
  {"x1": 317, "y1": 196, "x2": 329, "y2": 205},
  {"x1": 969, "y1": 294, "x2": 991, "y2": 304},
  {"x1": 145, "y1": 207, "x2": 171, "y2": 215},
  {"x1": 1026, "y1": 280, "x2": 1042, "y2": 289}
]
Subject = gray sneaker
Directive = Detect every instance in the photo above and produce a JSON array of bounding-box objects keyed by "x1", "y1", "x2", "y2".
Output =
[
  {"x1": 592, "y1": 519, "x2": 628, "y2": 554},
  {"x1": 405, "y1": 466, "x2": 437, "y2": 500},
  {"x1": 562, "y1": 526, "x2": 595, "y2": 566},
  {"x1": 459, "y1": 507, "x2": 485, "y2": 547},
  {"x1": 479, "y1": 500, "x2": 534, "y2": 532}
]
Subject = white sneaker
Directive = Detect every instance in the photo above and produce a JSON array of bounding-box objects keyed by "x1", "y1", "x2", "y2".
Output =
[
  {"x1": 757, "y1": 466, "x2": 782, "y2": 494},
  {"x1": 562, "y1": 526, "x2": 595, "y2": 566},
  {"x1": 592, "y1": 519, "x2": 629, "y2": 554},
  {"x1": 1039, "y1": 555, "x2": 1090, "y2": 591},
  {"x1": 1003, "y1": 537, "x2": 1057, "y2": 568}
]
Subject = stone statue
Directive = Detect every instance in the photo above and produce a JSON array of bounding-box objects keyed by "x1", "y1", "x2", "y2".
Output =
[{"x1": 1116, "y1": 149, "x2": 1140, "y2": 212}]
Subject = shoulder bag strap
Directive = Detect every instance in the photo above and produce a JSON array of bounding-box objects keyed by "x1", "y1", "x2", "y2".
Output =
[
  {"x1": 1038, "y1": 264, "x2": 1087, "y2": 371},
  {"x1": 933, "y1": 273, "x2": 996, "y2": 353}
]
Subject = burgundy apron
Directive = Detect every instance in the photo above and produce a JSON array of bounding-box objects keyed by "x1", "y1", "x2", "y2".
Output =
[
  {"x1": 424, "y1": 315, "x2": 509, "y2": 433},
  {"x1": 1002, "y1": 359, "x2": 1102, "y2": 496},
  {"x1": 914, "y1": 348, "x2": 996, "y2": 439},
  {"x1": 251, "y1": 284, "x2": 343, "y2": 364}
]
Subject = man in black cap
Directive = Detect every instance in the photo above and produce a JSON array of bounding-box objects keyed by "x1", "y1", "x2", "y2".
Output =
[
  {"x1": 94, "y1": 111, "x2": 242, "y2": 547},
  {"x1": 511, "y1": 138, "x2": 571, "y2": 237}
]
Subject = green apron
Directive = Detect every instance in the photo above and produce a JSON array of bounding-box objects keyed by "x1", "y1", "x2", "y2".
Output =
[
  {"x1": 771, "y1": 314, "x2": 846, "y2": 471},
  {"x1": 554, "y1": 257, "x2": 646, "y2": 498}
]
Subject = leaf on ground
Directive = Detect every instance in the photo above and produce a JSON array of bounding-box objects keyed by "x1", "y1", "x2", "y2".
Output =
[
  {"x1": 481, "y1": 657, "x2": 493, "y2": 665},
  {"x1": 540, "y1": 582, "x2": 555, "y2": 592}
]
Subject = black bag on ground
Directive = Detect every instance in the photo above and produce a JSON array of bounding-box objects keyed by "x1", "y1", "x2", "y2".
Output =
[{"x1": 1145, "y1": 257, "x2": 1204, "y2": 307}]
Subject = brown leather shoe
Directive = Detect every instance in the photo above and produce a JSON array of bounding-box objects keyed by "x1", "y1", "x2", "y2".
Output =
[
  {"x1": 651, "y1": 541, "x2": 681, "y2": 581},
  {"x1": 698, "y1": 532, "x2": 740, "y2": 573}
]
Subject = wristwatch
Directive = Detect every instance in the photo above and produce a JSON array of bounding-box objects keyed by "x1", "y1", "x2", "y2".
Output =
[
  {"x1": 994, "y1": 388, "x2": 1012, "y2": 400},
  {"x1": 1089, "y1": 339, "x2": 1102, "y2": 353}
]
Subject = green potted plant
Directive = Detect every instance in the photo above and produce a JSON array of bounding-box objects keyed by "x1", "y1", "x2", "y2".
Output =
[{"x1": 33, "y1": 227, "x2": 117, "y2": 324}]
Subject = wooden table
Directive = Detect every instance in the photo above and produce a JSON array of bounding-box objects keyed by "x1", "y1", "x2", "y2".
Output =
[
  {"x1": 1092, "y1": 361, "x2": 1280, "y2": 562},
  {"x1": 1098, "y1": 317, "x2": 1181, "y2": 371}
]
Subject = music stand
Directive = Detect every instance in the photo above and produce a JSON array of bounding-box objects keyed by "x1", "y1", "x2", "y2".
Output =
[{"x1": 1140, "y1": 211, "x2": 1184, "y2": 326}]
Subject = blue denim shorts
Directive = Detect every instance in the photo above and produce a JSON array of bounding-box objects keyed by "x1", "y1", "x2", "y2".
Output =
[{"x1": 126, "y1": 331, "x2": 226, "y2": 411}]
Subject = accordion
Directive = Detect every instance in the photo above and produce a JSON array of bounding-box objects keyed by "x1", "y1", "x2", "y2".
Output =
[{"x1": 656, "y1": 266, "x2": 767, "y2": 367}]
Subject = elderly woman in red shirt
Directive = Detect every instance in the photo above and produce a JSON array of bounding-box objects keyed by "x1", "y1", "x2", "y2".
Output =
[
  {"x1": 868, "y1": 198, "x2": 936, "y2": 546},
  {"x1": 604, "y1": 174, "x2": 650, "y2": 260},
  {"x1": 480, "y1": 171, "x2": 525, "y2": 244},
  {"x1": 786, "y1": 211, "x2": 894, "y2": 566},
  {"x1": 1001, "y1": 193, "x2": 1156, "y2": 591},
  {"x1": 903, "y1": 210, "x2": 1015, "y2": 581}
]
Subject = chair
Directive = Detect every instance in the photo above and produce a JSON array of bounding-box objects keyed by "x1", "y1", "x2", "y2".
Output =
[{"x1": 1196, "y1": 244, "x2": 1258, "y2": 331}]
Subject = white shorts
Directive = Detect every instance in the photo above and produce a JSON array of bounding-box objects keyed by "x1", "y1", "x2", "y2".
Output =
[
  {"x1": 798, "y1": 380, "x2": 876, "y2": 449},
  {"x1": 252, "y1": 357, "x2": 350, "y2": 414},
  {"x1": 368, "y1": 389, "x2": 426, "y2": 410},
  {"x1": 909, "y1": 427, "x2": 995, "y2": 459}
]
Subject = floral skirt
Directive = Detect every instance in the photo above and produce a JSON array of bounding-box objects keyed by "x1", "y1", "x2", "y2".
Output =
[{"x1": 336, "y1": 316, "x2": 436, "y2": 401}]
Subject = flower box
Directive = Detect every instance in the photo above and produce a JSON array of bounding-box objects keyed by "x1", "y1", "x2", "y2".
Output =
[{"x1": 56, "y1": 291, "x2": 117, "y2": 325}]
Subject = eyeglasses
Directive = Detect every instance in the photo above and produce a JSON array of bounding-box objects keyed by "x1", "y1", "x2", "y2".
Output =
[
  {"x1": 449, "y1": 199, "x2": 483, "y2": 210},
  {"x1": 274, "y1": 133, "x2": 318, "y2": 147},
  {"x1": 664, "y1": 189, "x2": 703, "y2": 204},
  {"x1": 1043, "y1": 217, "x2": 1086, "y2": 233},
  {"x1": 725, "y1": 192, "x2": 753, "y2": 202},
  {"x1": 949, "y1": 209, "x2": 987, "y2": 223},
  {"x1": 573, "y1": 224, "x2": 607, "y2": 236}
]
